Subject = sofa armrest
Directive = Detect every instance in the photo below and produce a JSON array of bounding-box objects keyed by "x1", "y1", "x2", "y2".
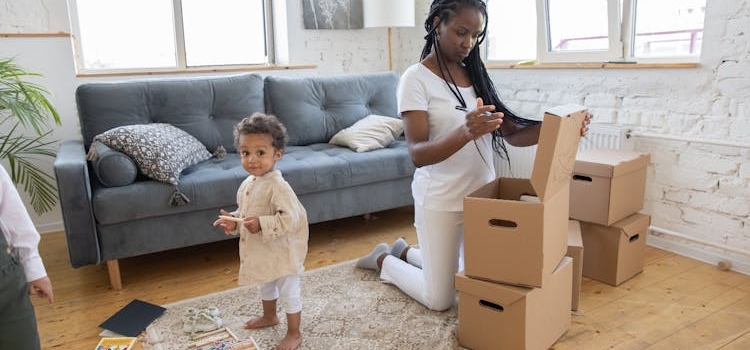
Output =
[{"x1": 53, "y1": 140, "x2": 100, "y2": 267}]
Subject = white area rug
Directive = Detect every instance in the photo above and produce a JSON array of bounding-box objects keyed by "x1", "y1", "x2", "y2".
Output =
[{"x1": 140, "y1": 260, "x2": 460, "y2": 350}]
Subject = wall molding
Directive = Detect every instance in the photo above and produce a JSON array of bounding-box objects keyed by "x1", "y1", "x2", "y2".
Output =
[
  {"x1": 38, "y1": 221, "x2": 63, "y2": 234},
  {"x1": 647, "y1": 232, "x2": 750, "y2": 276}
]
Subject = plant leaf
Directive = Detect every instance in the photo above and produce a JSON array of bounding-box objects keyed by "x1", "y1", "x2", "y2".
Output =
[{"x1": 0, "y1": 56, "x2": 61, "y2": 216}]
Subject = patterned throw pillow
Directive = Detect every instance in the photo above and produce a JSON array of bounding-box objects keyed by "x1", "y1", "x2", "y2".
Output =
[{"x1": 93, "y1": 123, "x2": 212, "y2": 204}]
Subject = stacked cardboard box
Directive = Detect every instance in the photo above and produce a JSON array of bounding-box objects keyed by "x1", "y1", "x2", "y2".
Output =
[
  {"x1": 570, "y1": 148, "x2": 651, "y2": 286},
  {"x1": 458, "y1": 105, "x2": 587, "y2": 350}
]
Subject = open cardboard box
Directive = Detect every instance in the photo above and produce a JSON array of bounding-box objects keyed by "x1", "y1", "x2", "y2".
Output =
[
  {"x1": 455, "y1": 257, "x2": 573, "y2": 350},
  {"x1": 463, "y1": 104, "x2": 587, "y2": 288},
  {"x1": 581, "y1": 213, "x2": 650, "y2": 286},
  {"x1": 570, "y1": 148, "x2": 650, "y2": 226}
]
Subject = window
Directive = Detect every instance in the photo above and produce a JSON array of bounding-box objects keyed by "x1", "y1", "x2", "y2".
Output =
[
  {"x1": 629, "y1": 0, "x2": 705, "y2": 59},
  {"x1": 486, "y1": 0, "x2": 706, "y2": 64},
  {"x1": 68, "y1": 0, "x2": 272, "y2": 73},
  {"x1": 540, "y1": 0, "x2": 620, "y2": 63},
  {"x1": 485, "y1": 1, "x2": 536, "y2": 61}
]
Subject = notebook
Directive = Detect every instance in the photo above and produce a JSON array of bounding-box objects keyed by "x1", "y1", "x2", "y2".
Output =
[{"x1": 99, "y1": 299, "x2": 166, "y2": 337}]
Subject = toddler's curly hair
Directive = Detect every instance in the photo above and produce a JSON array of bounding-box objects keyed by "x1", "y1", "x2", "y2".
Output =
[{"x1": 233, "y1": 112, "x2": 288, "y2": 151}]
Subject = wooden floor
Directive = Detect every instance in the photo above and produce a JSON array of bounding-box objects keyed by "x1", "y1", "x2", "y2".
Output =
[{"x1": 34, "y1": 206, "x2": 750, "y2": 349}]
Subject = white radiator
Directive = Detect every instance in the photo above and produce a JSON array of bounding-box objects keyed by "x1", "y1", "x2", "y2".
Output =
[
  {"x1": 578, "y1": 124, "x2": 633, "y2": 152},
  {"x1": 495, "y1": 124, "x2": 631, "y2": 178}
]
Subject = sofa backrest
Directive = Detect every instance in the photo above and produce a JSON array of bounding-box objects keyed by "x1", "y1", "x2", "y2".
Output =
[
  {"x1": 75, "y1": 73, "x2": 265, "y2": 153},
  {"x1": 264, "y1": 72, "x2": 399, "y2": 146}
]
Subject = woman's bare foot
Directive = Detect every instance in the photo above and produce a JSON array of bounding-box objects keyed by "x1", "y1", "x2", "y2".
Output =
[
  {"x1": 244, "y1": 314, "x2": 279, "y2": 329},
  {"x1": 275, "y1": 331, "x2": 302, "y2": 350}
]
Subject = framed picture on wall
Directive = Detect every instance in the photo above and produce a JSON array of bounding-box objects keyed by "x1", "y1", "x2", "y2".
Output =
[{"x1": 302, "y1": 0, "x2": 364, "y2": 29}]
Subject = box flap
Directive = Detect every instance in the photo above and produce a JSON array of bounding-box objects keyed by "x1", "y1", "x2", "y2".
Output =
[
  {"x1": 575, "y1": 148, "x2": 651, "y2": 178},
  {"x1": 612, "y1": 213, "x2": 651, "y2": 238},
  {"x1": 568, "y1": 220, "x2": 583, "y2": 247},
  {"x1": 455, "y1": 271, "x2": 529, "y2": 306},
  {"x1": 531, "y1": 104, "x2": 587, "y2": 200}
]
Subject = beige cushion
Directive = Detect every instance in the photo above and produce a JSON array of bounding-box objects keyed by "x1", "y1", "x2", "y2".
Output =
[{"x1": 329, "y1": 115, "x2": 404, "y2": 152}]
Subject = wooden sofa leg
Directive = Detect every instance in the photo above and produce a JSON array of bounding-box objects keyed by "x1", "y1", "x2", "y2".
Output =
[{"x1": 106, "y1": 259, "x2": 123, "y2": 290}]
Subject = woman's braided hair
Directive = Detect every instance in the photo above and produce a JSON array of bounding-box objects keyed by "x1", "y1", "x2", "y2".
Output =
[{"x1": 421, "y1": 0, "x2": 541, "y2": 160}]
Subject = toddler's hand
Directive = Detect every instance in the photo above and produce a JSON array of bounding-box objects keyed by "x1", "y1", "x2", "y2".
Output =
[
  {"x1": 213, "y1": 209, "x2": 238, "y2": 235},
  {"x1": 244, "y1": 216, "x2": 261, "y2": 233}
]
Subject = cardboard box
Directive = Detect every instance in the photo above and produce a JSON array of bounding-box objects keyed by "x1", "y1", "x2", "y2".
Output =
[
  {"x1": 581, "y1": 213, "x2": 650, "y2": 286},
  {"x1": 464, "y1": 104, "x2": 587, "y2": 288},
  {"x1": 455, "y1": 257, "x2": 573, "y2": 350},
  {"x1": 567, "y1": 220, "x2": 583, "y2": 312},
  {"x1": 570, "y1": 148, "x2": 650, "y2": 226}
]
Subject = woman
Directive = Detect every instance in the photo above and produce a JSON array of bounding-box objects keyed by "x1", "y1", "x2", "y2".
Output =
[{"x1": 357, "y1": 0, "x2": 590, "y2": 311}]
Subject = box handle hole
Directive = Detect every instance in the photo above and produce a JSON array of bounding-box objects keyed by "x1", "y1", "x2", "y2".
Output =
[
  {"x1": 479, "y1": 300, "x2": 504, "y2": 312},
  {"x1": 629, "y1": 234, "x2": 640, "y2": 243},
  {"x1": 489, "y1": 219, "x2": 518, "y2": 228},
  {"x1": 573, "y1": 175, "x2": 592, "y2": 182}
]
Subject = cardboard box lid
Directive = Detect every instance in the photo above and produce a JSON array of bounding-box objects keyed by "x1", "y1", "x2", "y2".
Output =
[
  {"x1": 531, "y1": 104, "x2": 588, "y2": 200},
  {"x1": 455, "y1": 271, "x2": 531, "y2": 307},
  {"x1": 574, "y1": 148, "x2": 651, "y2": 178},
  {"x1": 612, "y1": 212, "x2": 651, "y2": 239}
]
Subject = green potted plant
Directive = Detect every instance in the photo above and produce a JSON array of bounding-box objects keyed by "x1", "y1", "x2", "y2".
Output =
[{"x1": 0, "y1": 57, "x2": 61, "y2": 215}]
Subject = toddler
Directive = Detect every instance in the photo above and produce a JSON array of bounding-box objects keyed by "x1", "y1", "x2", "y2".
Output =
[{"x1": 213, "y1": 113, "x2": 308, "y2": 350}]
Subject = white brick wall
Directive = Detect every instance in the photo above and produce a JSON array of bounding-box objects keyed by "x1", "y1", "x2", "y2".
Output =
[{"x1": 486, "y1": 0, "x2": 750, "y2": 272}]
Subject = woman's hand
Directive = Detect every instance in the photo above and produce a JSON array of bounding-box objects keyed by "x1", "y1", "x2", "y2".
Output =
[
  {"x1": 461, "y1": 98, "x2": 502, "y2": 141},
  {"x1": 581, "y1": 113, "x2": 593, "y2": 137}
]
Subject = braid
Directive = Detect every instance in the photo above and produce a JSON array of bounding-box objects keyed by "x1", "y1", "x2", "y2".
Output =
[{"x1": 420, "y1": 0, "x2": 541, "y2": 166}]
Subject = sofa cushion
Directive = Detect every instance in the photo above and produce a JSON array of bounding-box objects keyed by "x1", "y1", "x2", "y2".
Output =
[
  {"x1": 279, "y1": 142, "x2": 413, "y2": 195},
  {"x1": 329, "y1": 114, "x2": 404, "y2": 152},
  {"x1": 92, "y1": 157, "x2": 249, "y2": 225},
  {"x1": 264, "y1": 72, "x2": 399, "y2": 146},
  {"x1": 93, "y1": 123, "x2": 212, "y2": 186},
  {"x1": 76, "y1": 73, "x2": 265, "y2": 153},
  {"x1": 88, "y1": 141, "x2": 139, "y2": 187}
]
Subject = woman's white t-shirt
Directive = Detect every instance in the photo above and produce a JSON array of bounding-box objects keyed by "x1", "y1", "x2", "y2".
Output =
[{"x1": 397, "y1": 63, "x2": 496, "y2": 212}]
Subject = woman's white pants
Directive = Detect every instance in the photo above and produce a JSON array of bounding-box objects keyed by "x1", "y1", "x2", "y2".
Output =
[{"x1": 379, "y1": 206, "x2": 463, "y2": 311}]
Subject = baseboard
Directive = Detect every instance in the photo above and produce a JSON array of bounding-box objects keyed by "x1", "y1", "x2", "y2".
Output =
[
  {"x1": 38, "y1": 221, "x2": 64, "y2": 234},
  {"x1": 647, "y1": 234, "x2": 750, "y2": 276}
]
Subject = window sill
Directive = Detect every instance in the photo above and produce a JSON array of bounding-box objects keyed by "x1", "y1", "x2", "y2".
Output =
[
  {"x1": 1, "y1": 32, "x2": 71, "y2": 37},
  {"x1": 485, "y1": 62, "x2": 699, "y2": 69},
  {"x1": 75, "y1": 64, "x2": 317, "y2": 78}
]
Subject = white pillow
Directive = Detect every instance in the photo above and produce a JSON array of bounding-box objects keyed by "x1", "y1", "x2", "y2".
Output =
[{"x1": 329, "y1": 115, "x2": 404, "y2": 152}]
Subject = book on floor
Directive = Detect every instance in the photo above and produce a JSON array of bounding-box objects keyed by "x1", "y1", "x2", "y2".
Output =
[{"x1": 99, "y1": 299, "x2": 166, "y2": 337}]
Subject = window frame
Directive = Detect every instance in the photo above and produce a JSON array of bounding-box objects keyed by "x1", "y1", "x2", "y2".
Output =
[
  {"x1": 486, "y1": 0, "x2": 702, "y2": 65},
  {"x1": 67, "y1": 0, "x2": 275, "y2": 75},
  {"x1": 623, "y1": 0, "x2": 703, "y2": 63},
  {"x1": 536, "y1": 0, "x2": 623, "y2": 63}
]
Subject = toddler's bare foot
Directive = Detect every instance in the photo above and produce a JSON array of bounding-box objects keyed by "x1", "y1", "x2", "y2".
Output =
[
  {"x1": 244, "y1": 315, "x2": 279, "y2": 329},
  {"x1": 275, "y1": 332, "x2": 302, "y2": 350}
]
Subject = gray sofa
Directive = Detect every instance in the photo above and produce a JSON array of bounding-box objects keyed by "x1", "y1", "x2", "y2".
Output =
[{"x1": 53, "y1": 72, "x2": 415, "y2": 289}]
